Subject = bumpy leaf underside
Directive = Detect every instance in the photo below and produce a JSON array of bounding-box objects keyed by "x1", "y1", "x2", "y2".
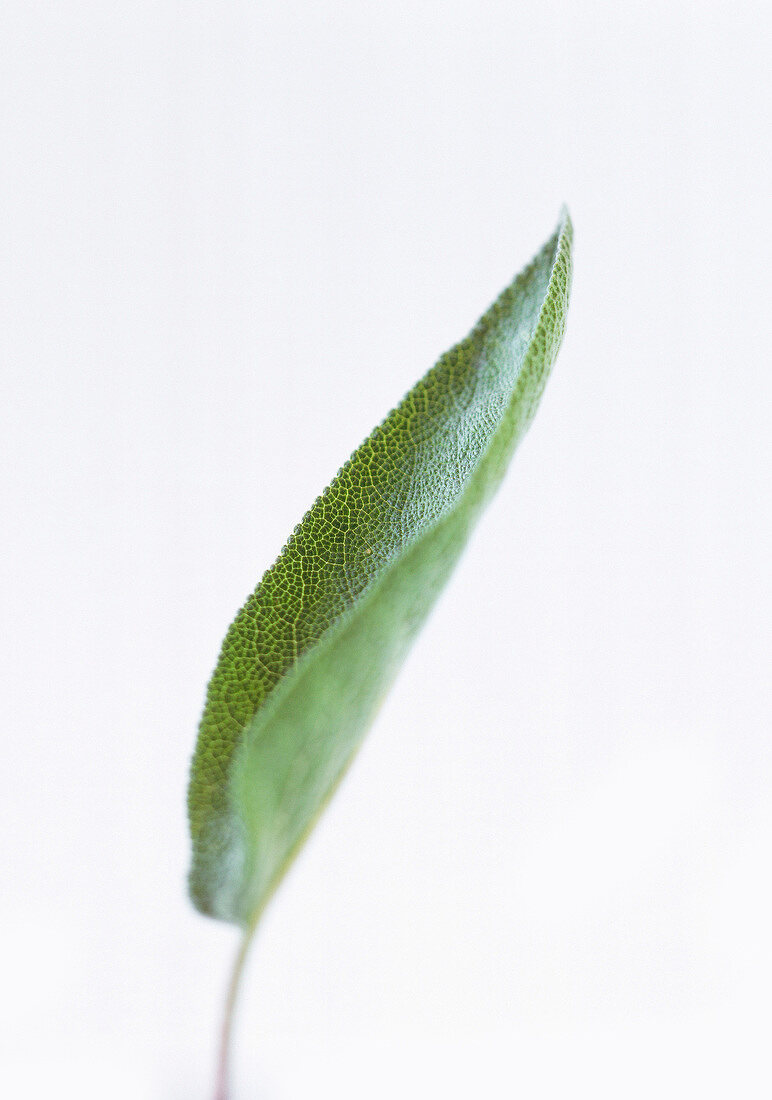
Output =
[{"x1": 188, "y1": 211, "x2": 573, "y2": 927}]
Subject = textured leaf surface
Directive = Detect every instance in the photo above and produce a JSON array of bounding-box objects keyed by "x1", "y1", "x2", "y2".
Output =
[{"x1": 188, "y1": 211, "x2": 573, "y2": 927}]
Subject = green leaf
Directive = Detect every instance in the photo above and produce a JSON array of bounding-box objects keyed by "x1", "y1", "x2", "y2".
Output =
[{"x1": 188, "y1": 210, "x2": 573, "y2": 929}]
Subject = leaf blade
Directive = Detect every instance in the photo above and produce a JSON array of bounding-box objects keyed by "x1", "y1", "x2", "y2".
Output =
[{"x1": 188, "y1": 210, "x2": 573, "y2": 926}]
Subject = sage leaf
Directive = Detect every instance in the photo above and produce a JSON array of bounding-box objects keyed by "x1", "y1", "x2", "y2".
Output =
[{"x1": 188, "y1": 210, "x2": 573, "y2": 929}]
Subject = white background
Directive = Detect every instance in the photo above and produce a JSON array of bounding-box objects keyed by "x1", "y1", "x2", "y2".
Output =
[{"x1": 2, "y1": 1, "x2": 771, "y2": 1097}]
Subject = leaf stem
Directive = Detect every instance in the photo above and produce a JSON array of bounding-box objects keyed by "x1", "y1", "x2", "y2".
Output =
[{"x1": 214, "y1": 924, "x2": 257, "y2": 1100}]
